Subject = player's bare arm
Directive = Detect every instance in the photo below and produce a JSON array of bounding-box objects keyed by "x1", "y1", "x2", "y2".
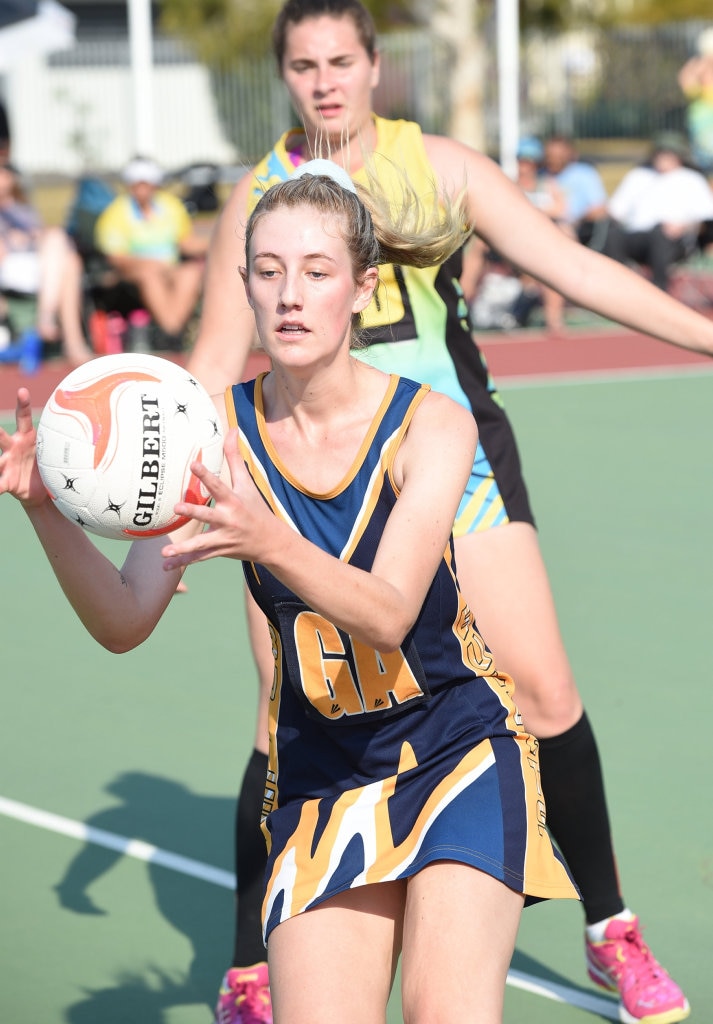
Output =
[
  {"x1": 423, "y1": 133, "x2": 713, "y2": 358},
  {"x1": 188, "y1": 171, "x2": 261, "y2": 394}
]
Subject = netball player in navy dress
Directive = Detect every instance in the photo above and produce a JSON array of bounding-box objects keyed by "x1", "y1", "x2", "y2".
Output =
[{"x1": 0, "y1": 170, "x2": 578, "y2": 1023}]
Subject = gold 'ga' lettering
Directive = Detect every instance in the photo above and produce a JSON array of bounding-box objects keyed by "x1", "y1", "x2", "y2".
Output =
[
  {"x1": 453, "y1": 599, "x2": 494, "y2": 675},
  {"x1": 294, "y1": 610, "x2": 425, "y2": 719}
]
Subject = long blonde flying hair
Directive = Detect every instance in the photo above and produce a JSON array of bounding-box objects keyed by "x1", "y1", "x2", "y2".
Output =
[{"x1": 244, "y1": 163, "x2": 470, "y2": 343}]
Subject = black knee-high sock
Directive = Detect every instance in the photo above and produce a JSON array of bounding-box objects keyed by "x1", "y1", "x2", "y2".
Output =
[
  {"x1": 538, "y1": 712, "x2": 625, "y2": 924},
  {"x1": 232, "y1": 748, "x2": 269, "y2": 967}
]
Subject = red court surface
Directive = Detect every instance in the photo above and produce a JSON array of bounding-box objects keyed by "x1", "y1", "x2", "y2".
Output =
[
  {"x1": 1, "y1": 326, "x2": 712, "y2": 414},
  {"x1": 0, "y1": 350, "x2": 272, "y2": 414},
  {"x1": 474, "y1": 325, "x2": 713, "y2": 383}
]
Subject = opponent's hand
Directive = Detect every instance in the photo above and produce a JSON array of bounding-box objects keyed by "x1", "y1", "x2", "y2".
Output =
[
  {"x1": 161, "y1": 428, "x2": 276, "y2": 570},
  {"x1": 0, "y1": 388, "x2": 47, "y2": 507}
]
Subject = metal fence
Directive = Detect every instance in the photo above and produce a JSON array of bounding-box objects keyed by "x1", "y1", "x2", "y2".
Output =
[
  {"x1": 210, "y1": 30, "x2": 454, "y2": 166},
  {"x1": 207, "y1": 16, "x2": 713, "y2": 162},
  {"x1": 4, "y1": 18, "x2": 710, "y2": 176},
  {"x1": 513, "y1": 19, "x2": 708, "y2": 147}
]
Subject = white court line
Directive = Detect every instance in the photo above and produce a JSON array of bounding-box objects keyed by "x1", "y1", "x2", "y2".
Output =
[
  {"x1": 0, "y1": 794, "x2": 620, "y2": 1020},
  {"x1": 0, "y1": 794, "x2": 235, "y2": 889},
  {"x1": 506, "y1": 970, "x2": 619, "y2": 1019}
]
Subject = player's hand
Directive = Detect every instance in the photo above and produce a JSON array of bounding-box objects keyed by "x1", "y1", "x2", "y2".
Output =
[
  {"x1": 0, "y1": 388, "x2": 47, "y2": 507},
  {"x1": 161, "y1": 428, "x2": 275, "y2": 569}
]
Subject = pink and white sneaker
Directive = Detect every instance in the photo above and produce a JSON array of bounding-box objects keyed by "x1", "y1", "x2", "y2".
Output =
[
  {"x1": 586, "y1": 916, "x2": 690, "y2": 1023},
  {"x1": 214, "y1": 962, "x2": 272, "y2": 1024}
]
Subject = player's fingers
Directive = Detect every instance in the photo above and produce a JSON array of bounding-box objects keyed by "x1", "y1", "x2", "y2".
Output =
[
  {"x1": 191, "y1": 461, "x2": 254, "y2": 522},
  {"x1": 15, "y1": 388, "x2": 34, "y2": 432},
  {"x1": 223, "y1": 428, "x2": 246, "y2": 484},
  {"x1": 162, "y1": 535, "x2": 226, "y2": 569},
  {"x1": 189, "y1": 458, "x2": 230, "y2": 498},
  {"x1": 0, "y1": 390, "x2": 33, "y2": 451},
  {"x1": 223, "y1": 427, "x2": 239, "y2": 457},
  {"x1": 173, "y1": 498, "x2": 216, "y2": 525}
]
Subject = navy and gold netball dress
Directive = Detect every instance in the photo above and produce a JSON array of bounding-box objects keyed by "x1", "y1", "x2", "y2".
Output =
[{"x1": 226, "y1": 373, "x2": 579, "y2": 941}]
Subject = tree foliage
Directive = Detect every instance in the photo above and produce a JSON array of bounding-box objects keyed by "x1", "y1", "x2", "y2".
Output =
[
  {"x1": 520, "y1": 0, "x2": 580, "y2": 32},
  {"x1": 159, "y1": 0, "x2": 419, "y2": 66},
  {"x1": 603, "y1": 0, "x2": 712, "y2": 25},
  {"x1": 518, "y1": 0, "x2": 712, "y2": 32}
]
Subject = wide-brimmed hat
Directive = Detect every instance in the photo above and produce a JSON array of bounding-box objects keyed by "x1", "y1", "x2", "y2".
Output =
[{"x1": 651, "y1": 132, "x2": 690, "y2": 161}]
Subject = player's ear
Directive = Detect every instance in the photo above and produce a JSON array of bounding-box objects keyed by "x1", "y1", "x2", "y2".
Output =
[
  {"x1": 239, "y1": 266, "x2": 253, "y2": 307},
  {"x1": 353, "y1": 267, "x2": 379, "y2": 314},
  {"x1": 371, "y1": 48, "x2": 381, "y2": 90}
]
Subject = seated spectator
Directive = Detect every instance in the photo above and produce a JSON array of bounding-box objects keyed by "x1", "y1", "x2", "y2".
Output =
[
  {"x1": 464, "y1": 138, "x2": 572, "y2": 333},
  {"x1": 602, "y1": 132, "x2": 713, "y2": 292},
  {"x1": 677, "y1": 27, "x2": 713, "y2": 177},
  {"x1": 543, "y1": 135, "x2": 609, "y2": 249},
  {"x1": 514, "y1": 137, "x2": 565, "y2": 214},
  {"x1": 510, "y1": 136, "x2": 571, "y2": 332},
  {"x1": 0, "y1": 161, "x2": 93, "y2": 366},
  {"x1": 94, "y1": 156, "x2": 208, "y2": 346}
]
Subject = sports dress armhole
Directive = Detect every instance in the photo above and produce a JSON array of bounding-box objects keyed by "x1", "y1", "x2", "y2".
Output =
[
  {"x1": 224, "y1": 381, "x2": 263, "y2": 586},
  {"x1": 386, "y1": 382, "x2": 431, "y2": 496}
]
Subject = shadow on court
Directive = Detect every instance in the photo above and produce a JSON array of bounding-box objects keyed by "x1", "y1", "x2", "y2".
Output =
[
  {"x1": 54, "y1": 771, "x2": 235, "y2": 1024},
  {"x1": 509, "y1": 949, "x2": 619, "y2": 1021},
  {"x1": 49, "y1": 770, "x2": 618, "y2": 1024},
  {"x1": 66, "y1": 971, "x2": 202, "y2": 1024}
]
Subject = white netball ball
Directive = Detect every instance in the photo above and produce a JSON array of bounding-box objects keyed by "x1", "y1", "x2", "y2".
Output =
[{"x1": 36, "y1": 353, "x2": 224, "y2": 540}]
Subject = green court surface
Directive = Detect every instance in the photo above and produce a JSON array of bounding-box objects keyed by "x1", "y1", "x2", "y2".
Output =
[{"x1": 1, "y1": 370, "x2": 711, "y2": 1023}]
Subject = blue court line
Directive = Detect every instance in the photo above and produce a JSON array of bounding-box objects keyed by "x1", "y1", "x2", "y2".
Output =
[{"x1": 0, "y1": 793, "x2": 620, "y2": 1021}]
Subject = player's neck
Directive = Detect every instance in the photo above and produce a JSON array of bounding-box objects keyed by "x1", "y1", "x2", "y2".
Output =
[{"x1": 300, "y1": 117, "x2": 378, "y2": 174}]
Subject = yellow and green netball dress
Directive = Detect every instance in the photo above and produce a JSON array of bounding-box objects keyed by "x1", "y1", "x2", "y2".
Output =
[
  {"x1": 227, "y1": 374, "x2": 578, "y2": 941},
  {"x1": 248, "y1": 116, "x2": 535, "y2": 538}
]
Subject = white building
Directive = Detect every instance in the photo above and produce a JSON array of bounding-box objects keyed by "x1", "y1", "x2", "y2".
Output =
[{"x1": 2, "y1": 0, "x2": 238, "y2": 176}]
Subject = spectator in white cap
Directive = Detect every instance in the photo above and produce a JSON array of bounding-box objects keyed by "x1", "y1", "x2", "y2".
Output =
[
  {"x1": 94, "y1": 155, "x2": 209, "y2": 346},
  {"x1": 122, "y1": 156, "x2": 164, "y2": 187}
]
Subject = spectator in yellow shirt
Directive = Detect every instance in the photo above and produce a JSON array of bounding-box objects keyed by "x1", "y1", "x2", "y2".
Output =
[{"x1": 95, "y1": 156, "x2": 207, "y2": 343}]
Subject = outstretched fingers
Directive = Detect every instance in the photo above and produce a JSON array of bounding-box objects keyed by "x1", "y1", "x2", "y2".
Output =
[
  {"x1": 14, "y1": 387, "x2": 35, "y2": 434},
  {"x1": 0, "y1": 388, "x2": 32, "y2": 448},
  {"x1": 161, "y1": 438, "x2": 270, "y2": 571},
  {"x1": 223, "y1": 428, "x2": 246, "y2": 484},
  {"x1": 161, "y1": 467, "x2": 245, "y2": 569},
  {"x1": 170, "y1": 458, "x2": 235, "y2": 531},
  {"x1": 0, "y1": 388, "x2": 45, "y2": 504}
]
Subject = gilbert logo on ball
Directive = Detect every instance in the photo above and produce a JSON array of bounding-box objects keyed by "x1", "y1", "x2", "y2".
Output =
[{"x1": 36, "y1": 353, "x2": 224, "y2": 540}]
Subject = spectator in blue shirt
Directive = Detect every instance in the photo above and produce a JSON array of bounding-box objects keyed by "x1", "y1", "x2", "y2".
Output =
[{"x1": 544, "y1": 135, "x2": 609, "y2": 250}]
